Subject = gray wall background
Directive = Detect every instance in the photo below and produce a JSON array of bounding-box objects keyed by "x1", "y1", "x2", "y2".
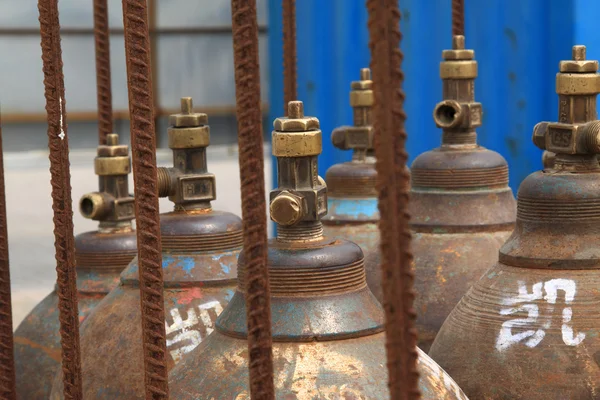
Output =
[{"x1": 0, "y1": 0, "x2": 270, "y2": 151}]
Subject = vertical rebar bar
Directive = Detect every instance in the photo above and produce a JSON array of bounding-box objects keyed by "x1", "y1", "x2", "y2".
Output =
[
  {"x1": 148, "y1": 0, "x2": 161, "y2": 147},
  {"x1": 93, "y1": 0, "x2": 113, "y2": 145},
  {"x1": 367, "y1": 0, "x2": 419, "y2": 399},
  {"x1": 38, "y1": 0, "x2": 83, "y2": 398},
  {"x1": 230, "y1": 1, "x2": 275, "y2": 399},
  {"x1": 282, "y1": 0, "x2": 297, "y2": 114},
  {"x1": 0, "y1": 112, "x2": 16, "y2": 400},
  {"x1": 452, "y1": 0, "x2": 464, "y2": 37},
  {"x1": 121, "y1": 0, "x2": 168, "y2": 399}
]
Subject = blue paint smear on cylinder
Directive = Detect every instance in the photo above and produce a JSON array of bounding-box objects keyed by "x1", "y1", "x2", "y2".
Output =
[
  {"x1": 211, "y1": 253, "x2": 232, "y2": 274},
  {"x1": 327, "y1": 198, "x2": 379, "y2": 220}
]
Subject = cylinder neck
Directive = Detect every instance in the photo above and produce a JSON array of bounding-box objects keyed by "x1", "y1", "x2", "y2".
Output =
[
  {"x1": 276, "y1": 221, "x2": 324, "y2": 242},
  {"x1": 553, "y1": 154, "x2": 600, "y2": 172}
]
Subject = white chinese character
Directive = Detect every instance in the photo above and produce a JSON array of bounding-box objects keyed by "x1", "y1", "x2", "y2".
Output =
[{"x1": 496, "y1": 279, "x2": 585, "y2": 351}]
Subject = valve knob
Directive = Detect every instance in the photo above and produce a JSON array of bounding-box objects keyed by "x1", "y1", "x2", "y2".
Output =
[{"x1": 270, "y1": 191, "x2": 303, "y2": 226}]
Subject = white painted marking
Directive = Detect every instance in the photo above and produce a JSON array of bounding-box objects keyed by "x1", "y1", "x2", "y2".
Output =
[
  {"x1": 497, "y1": 304, "x2": 545, "y2": 351},
  {"x1": 562, "y1": 307, "x2": 586, "y2": 346},
  {"x1": 164, "y1": 300, "x2": 224, "y2": 362},
  {"x1": 496, "y1": 278, "x2": 585, "y2": 351},
  {"x1": 544, "y1": 279, "x2": 577, "y2": 304}
]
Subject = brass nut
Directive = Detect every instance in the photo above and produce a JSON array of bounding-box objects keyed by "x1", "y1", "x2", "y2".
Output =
[
  {"x1": 442, "y1": 49, "x2": 474, "y2": 61},
  {"x1": 556, "y1": 73, "x2": 600, "y2": 95},
  {"x1": 97, "y1": 144, "x2": 128, "y2": 157},
  {"x1": 349, "y1": 90, "x2": 373, "y2": 107},
  {"x1": 559, "y1": 60, "x2": 598, "y2": 73},
  {"x1": 440, "y1": 60, "x2": 478, "y2": 79},
  {"x1": 350, "y1": 80, "x2": 373, "y2": 90},
  {"x1": 167, "y1": 126, "x2": 210, "y2": 149},
  {"x1": 169, "y1": 97, "x2": 209, "y2": 128},
  {"x1": 169, "y1": 113, "x2": 209, "y2": 128},
  {"x1": 559, "y1": 45, "x2": 598, "y2": 73},
  {"x1": 272, "y1": 130, "x2": 322, "y2": 157},
  {"x1": 270, "y1": 191, "x2": 304, "y2": 226},
  {"x1": 273, "y1": 116, "x2": 320, "y2": 132},
  {"x1": 94, "y1": 156, "x2": 130, "y2": 176}
]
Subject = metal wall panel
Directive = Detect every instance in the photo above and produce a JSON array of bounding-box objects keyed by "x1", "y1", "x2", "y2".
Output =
[
  {"x1": 0, "y1": 0, "x2": 268, "y2": 113},
  {"x1": 267, "y1": 0, "x2": 588, "y2": 193}
]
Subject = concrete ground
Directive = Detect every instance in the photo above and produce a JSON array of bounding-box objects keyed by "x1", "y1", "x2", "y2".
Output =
[{"x1": 6, "y1": 145, "x2": 272, "y2": 327}]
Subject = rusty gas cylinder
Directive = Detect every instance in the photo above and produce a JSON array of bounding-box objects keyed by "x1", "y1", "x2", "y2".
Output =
[
  {"x1": 410, "y1": 35, "x2": 516, "y2": 351},
  {"x1": 50, "y1": 98, "x2": 242, "y2": 399},
  {"x1": 322, "y1": 68, "x2": 383, "y2": 302},
  {"x1": 13, "y1": 133, "x2": 137, "y2": 399},
  {"x1": 168, "y1": 101, "x2": 470, "y2": 400},
  {"x1": 429, "y1": 45, "x2": 600, "y2": 399}
]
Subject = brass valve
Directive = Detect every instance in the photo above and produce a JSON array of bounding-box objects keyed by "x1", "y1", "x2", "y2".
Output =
[
  {"x1": 80, "y1": 133, "x2": 135, "y2": 224},
  {"x1": 331, "y1": 68, "x2": 374, "y2": 161},
  {"x1": 433, "y1": 35, "x2": 482, "y2": 145},
  {"x1": 532, "y1": 46, "x2": 600, "y2": 161},
  {"x1": 270, "y1": 101, "x2": 327, "y2": 229},
  {"x1": 157, "y1": 97, "x2": 216, "y2": 210}
]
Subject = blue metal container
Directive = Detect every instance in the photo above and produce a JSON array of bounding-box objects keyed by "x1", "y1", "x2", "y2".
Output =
[{"x1": 268, "y1": 0, "x2": 595, "y2": 193}]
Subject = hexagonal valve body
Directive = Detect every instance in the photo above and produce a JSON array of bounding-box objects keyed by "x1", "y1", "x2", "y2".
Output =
[
  {"x1": 80, "y1": 133, "x2": 135, "y2": 228},
  {"x1": 271, "y1": 101, "x2": 327, "y2": 241},
  {"x1": 532, "y1": 45, "x2": 600, "y2": 170},
  {"x1": 433, "y1": 35, "x2": 482, "y2": 146},
  {"x1": 157, "y1": 97, "x2": 216, "y2": 210}
]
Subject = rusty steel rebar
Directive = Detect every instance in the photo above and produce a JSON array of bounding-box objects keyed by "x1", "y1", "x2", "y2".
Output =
[
  {"x1": 230, "y1": 0, "x2": 275, "y2": 399},
  {"x1": 0, "y1": 113, "x2": 16, "y2": 400},
  {"x1": 282, "y1": 0, "x2": 297, "y2": 114},
  {"x1": 93, "y1": 0, "x2": 113, "y2": 145},
  {"x1": 367, "y1": 0, "x2": 419, "y2": 399},
  {"x1": 452, "y1": 0, "x2": 464, "y2": 37},
  {"x1": 121, "y1": 0, "x2": 168, "y2": 398},
  {"x1": 38, "y1": 0, "x2": 83, "y2": 398}
]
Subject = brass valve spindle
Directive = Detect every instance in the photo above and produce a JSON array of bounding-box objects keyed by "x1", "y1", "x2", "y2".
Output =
[
  {"x1": 80, "y1": 133, "x2": 135, "y2": 228},
  {"x1": 331, "y1": 68, "x2": 374, "y2": 162},
  {"x1": 156, "y1": 97, "x2": 216, "y2": 210},
  {"x1": 433, "y1": 35, "x2": 482, "y2": 146},
  {"x1": 270, "y1": 101, "x2": 327, "y2": 240},
  {"x1": 533, "y1": 45, "x2": 600, "y2": 170}
]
